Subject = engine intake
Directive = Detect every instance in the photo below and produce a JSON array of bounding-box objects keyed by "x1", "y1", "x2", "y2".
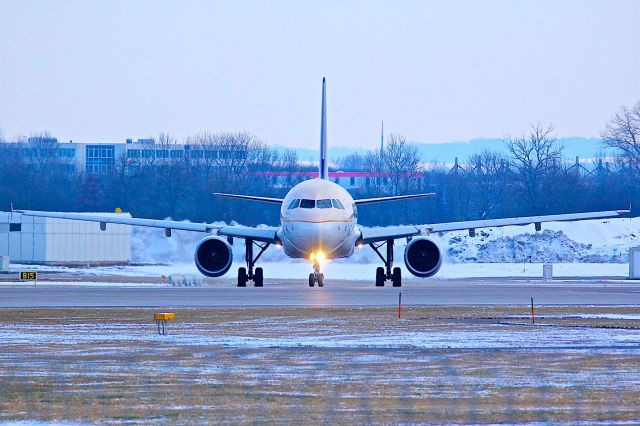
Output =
[
  {"x1": 194, "y1": 236, "x2": 233, "y2": 277},
  {"x1": 404, "y1": 237, "x2": 442, "y2": 278}
]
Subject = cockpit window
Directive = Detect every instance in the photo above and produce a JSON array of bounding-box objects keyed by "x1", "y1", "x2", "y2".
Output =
[
  {"x1": 300, "y1": 199, "x2": 315, "y2": 209},
  {"x1": 332, "y1": 199, "x2": 345, "y2": 210},
  {"x1": 316, "y1": 199, "x2": 332, "y2": 209},
  {"x1": 287, "y1": 199, "x2": 300, "y2": 210}
]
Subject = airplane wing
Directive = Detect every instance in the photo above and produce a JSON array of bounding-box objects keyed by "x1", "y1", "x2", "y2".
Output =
[
  {"x1": 354, "y1": 193, "x2": 435, "y2": 205},
  {"x1": 214, "y1": 192, "x2": 434, "y2": 205},
  {"x1": 423, "y1": 210, "x2": 630, "y2": 235},
  {"x1": 16, "y1": 210, "x2": 280, "y2": 243},
  {"x1": 16, "y1": 210, "x2": 218, "y2": 233},
  {"x1": 217, "y1": 226, "x2": 279, "y2": 244},
  {"x1": 357, "y1": 210, "x2": 629, "y2": 243},
  {"x1": 213, "y1": 193, "x2": 284, "y2": 204},
  {"x1": 357, "y1": 225, "x2": 421, "y2": 244}
]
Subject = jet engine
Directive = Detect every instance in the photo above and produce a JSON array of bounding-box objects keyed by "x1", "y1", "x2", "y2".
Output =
[
  {"x1": 404, "y1": 237, "x2": 443, "y2": 278},
  {"x1": 194, "y1": 236, "x2": 233, "y2": 277}
]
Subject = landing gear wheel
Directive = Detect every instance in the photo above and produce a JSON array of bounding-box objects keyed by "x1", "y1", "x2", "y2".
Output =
[
  {"x1": 237, "y1": 267, "x2": 248, "y2": 287},
  {"x1": 317, "y1": 273, "x2": 324, "y2": 287},
  {"x1": 241, "y1": 239, "x2": 271, "y2": 288},
  {"x1": 254, "y1": 267, "x2": 264, "y2": 287},
  {"x1": 392, "y1": 267, "x2": 402, "y2": 287},
  {"x1": 309, "y1": 273, "x2": 315, "y2": 287},
  {"x1": 371, "y1": 239, "x2": 398, "y2": 288},
  {"x1": 375, "y1": 267, "x2": 385, "y2": 287}
]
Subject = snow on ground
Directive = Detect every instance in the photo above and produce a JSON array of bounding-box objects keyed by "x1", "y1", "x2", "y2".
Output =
[
  {"x1": 127, "y1": 215, "x2": 637, "y2": 279},
  {"x1": 446, "y1": 217, "x2": 640, "y2": 263},
  {"x1": 1, "y1": 317, "x2": 639, "y2": 350},
  {"x1": 131, "y1": 216, "x2": 640, "y2": 265}
]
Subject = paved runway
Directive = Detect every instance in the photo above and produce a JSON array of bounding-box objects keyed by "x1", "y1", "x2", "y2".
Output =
[{"x1": 1, "y1": 278, "x2": 639, "y2": 307}]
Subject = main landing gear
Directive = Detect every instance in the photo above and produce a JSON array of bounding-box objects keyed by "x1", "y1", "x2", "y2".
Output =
[
  {"x1": 370, "y1": 239, "x2": 402, "y2": 287},
  {"x1": 308, "y1": 257, "x2": 324, "y2": 287},
  {"x1": 238, "y1": 239, "x2": 270, "y2": 287}
]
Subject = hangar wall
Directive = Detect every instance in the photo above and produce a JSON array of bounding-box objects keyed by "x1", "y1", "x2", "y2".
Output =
[{"x1": 0, "y1": 212, "x2": 131, "y2": 265}]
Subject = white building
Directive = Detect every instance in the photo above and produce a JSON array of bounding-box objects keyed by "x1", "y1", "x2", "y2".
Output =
[
  {"x1": 0, "y1": 212, "x2": 131, "y2": 265},
  {"x1": 1, "y1": 137, "x2": 248, "y2": 175}
]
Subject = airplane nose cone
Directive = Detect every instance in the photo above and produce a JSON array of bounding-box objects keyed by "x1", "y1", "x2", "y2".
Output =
[{"x1": 284, "y1": 221, "x2": 349, "y2": 256}]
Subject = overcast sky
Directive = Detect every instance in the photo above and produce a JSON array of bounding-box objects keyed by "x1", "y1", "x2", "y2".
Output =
[{"x1": 1, "y1": 0, "x2": 638, "y2": 148}]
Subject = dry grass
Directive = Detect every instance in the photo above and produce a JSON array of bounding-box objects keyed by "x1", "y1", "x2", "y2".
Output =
[{"x1": 0, "y1": 306, "x2": 639, "y2": 424}]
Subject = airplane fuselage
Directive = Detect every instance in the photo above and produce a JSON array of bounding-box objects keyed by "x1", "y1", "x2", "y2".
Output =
[{"x1": 277, "y1": 178, "x2": 360, "y2": 259}]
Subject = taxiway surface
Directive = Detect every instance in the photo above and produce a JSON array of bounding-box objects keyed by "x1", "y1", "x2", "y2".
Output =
[{"x1": 0, "y1": 278, "x2": 639, "y2": 307}]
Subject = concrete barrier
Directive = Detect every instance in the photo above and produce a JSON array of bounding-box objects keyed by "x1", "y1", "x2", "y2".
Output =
[
  {"x1": 630, "y1": 247, "x2": 640, "y2": 279},
  {"x1": 543, "y1": 264, "x2": 553, "y2": 281}
]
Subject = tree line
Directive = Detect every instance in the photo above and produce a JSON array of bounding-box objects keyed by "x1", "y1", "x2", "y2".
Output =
[{"x1": 0, "y1": 102, "x2": 638, "y2": 226}]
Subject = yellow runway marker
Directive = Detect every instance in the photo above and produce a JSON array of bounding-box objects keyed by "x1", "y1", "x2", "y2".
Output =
[{"x1": 154, "y1": 312, "x2": 175, "y2": 335}]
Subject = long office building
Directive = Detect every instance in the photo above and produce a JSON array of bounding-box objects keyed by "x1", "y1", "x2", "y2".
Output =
[{"x1": 1, "y1": 137, "x2": 248, "y2": 175}]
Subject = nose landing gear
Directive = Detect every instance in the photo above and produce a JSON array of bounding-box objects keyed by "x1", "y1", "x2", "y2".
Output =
[
  {"x1": 370, "y1": 239, "x2": 402, "y2": 287},
  {"x1": 308, "y1": 258, "x2": 324, "y2": 287}
]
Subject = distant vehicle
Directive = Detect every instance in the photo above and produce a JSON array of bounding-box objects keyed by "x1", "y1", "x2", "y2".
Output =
[{"x1": 18, "y1": 79, "x2": 629, "y2": 287}]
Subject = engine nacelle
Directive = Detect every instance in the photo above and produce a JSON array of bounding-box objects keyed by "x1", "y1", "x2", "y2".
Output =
[
  {"x1": 404, "y1": 237, "x2": 443, "y2": 278},
  {"x1": 194, "y1": 236, "x2": 233, "y2": 277}
]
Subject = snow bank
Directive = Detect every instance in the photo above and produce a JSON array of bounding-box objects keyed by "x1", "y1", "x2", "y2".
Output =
[{"x1": 131, "y1": 217, "x2": 640, "y2": 265}]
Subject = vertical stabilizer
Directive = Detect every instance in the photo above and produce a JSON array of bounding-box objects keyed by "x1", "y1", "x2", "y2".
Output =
[{"x1": 319, "y1": 77, "x2": 328, "y2": 179}]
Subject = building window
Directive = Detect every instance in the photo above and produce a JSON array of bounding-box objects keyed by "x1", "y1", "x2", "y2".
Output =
[
  {"x1": 350, "y1": 177, "x2": 355, "y2": 186},
  {"x1": 57, "y1": 148, "x2": 75, "y2": 158},
  {"x1": 170, "y1": 150, "x2": 183, "y2": 158},
  {"x1": 86, "y1": 145, "x2": 115, "y2": 174},
  {"x1": 127, "y1": 149, "x2": 141, "y2": 158},
  {"x1": 9, "y1": 223, "x2": 21, "y2": 232}
]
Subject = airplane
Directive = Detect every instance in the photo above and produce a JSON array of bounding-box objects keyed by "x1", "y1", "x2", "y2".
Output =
[{"x1": 17, "y1": 78, "x2": 630, "y2": 287}]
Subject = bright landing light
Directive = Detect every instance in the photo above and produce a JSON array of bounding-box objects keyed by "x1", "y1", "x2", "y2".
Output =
[{"x1": 309, "y1": 251, "x2": 326, "y2": 262}]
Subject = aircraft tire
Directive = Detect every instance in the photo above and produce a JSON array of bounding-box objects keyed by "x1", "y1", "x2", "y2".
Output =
[
  {"x1": 308, "y1": 273, "x2": 315, "y2": 287},
  {"x1": 392, "y1": 267, "x2": 402, "y2": 287},
  {"x1": 318, "y1": 273, "x2": 324, "y2": 287},
  {"x1": 375, "y1": 267, "x2": 385, "y2": 287},
  {"x1": 238, "y1": 267, "x2": 248, "y2": 287},
  {"x1": 254, "y1": 267, "x2": 264, "y2": 287}
]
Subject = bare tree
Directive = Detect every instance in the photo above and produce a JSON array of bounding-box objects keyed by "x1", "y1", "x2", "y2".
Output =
[
  {"x1": 336, "y1": 152, "x2": 366, "y2": 171},
  {"x1": 467, "y1": 150, "x2": 510, "y2": 218},
  {"x1": 362, "y1": 149, "x2": 385, "y2": 194},
  {"x1": 505, "y1": 123, "x2": 563, "y2": 213},
  {"x1": 384, "y1": 133, "x2": 421, "y2": 195},
  {"x1": 601, "y1": 101, "x2": 640, "y2": 170},
  {"x1": 109, "y1": 153, "x2": 140, "y2": 212},
  {"x1": 26, "y1": 132, "x2": 60, "y2": 170}
]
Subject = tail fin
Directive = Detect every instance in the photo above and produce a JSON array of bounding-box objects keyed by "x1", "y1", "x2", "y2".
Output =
[{"x1": 319, "y1": 77, "x2": 328, "y2": 179}]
